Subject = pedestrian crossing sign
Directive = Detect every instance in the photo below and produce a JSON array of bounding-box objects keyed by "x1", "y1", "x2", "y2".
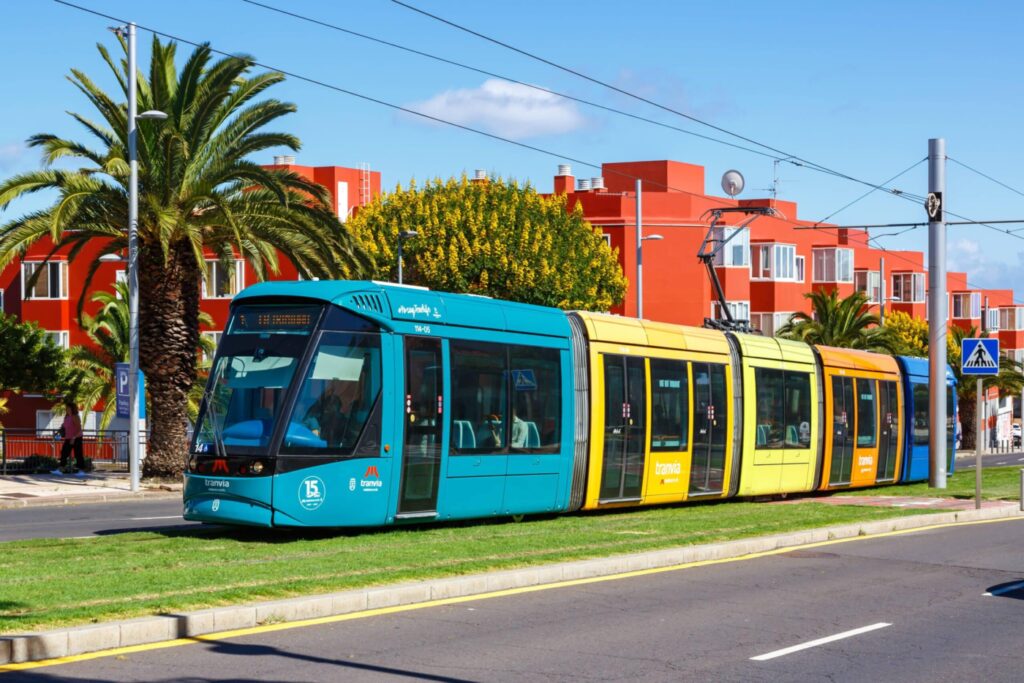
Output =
[{"x1": 961, "y1": 338, "x2": 999, "y2": 375}]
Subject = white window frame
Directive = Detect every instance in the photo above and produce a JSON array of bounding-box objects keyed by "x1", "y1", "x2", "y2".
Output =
[
  {"x1": 750, "y1": 243, "x2": 797, "y2": 281},
  {"x1": 750, "y1": 311, "x2": 794, "y2": 337},
  {"x1": 795, "y1": 255, "x2": 805, "y2": 283},
  {"x1": 602, "y1": 233, "x2": 612, "y2": 249},
  {"x1": 202, "y1": 259, "x2": 245, "y2": 299},
  {"x1": 200, "y1": 330, "x2": 223, "y2": 364},
  {"x1": 711, "y1": 300, "x2": 750, "y2": 322},
  {"x1": 811, "y1": 248, "x2": 854, "y2": 284},
  {"x1": 21, "y1": 261, "x2": 69, "y2": 300},
  {"x1": 892, "y1": 273, "x2": 925, "y2": 304},
  {"x1": 952, "y1": 293, "x2": 982, "y2": 319},
  {"x1": 45, "y1": 330, "x2": 70, "y2": 349},
  {"x1": 986, "y1": 308, "x2": 1000, "y2": 331},
  {"x1": 854, "y1": 270, "x2": 881, "y2": 304},
  {"x1": 712, "y1": 226, "x2": 750, "y2": 268}
]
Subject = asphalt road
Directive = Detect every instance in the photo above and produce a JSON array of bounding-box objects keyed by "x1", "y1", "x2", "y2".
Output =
[
  {"x1": 0, "y1": 499, "x2": 197, "y2": 541},
  {"x1": 957, "y1": 450, "x2": 1024, "y2": 469},
  {"x1": 16, "y1": 516, "x2": 1024, "y2": 682}
]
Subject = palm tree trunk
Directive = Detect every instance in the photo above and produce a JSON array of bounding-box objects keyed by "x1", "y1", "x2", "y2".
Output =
[
  {"x1": 139, "y1": 242, "x2": 201, "y2": 478},
  {"x1": 958, "y1": 388, "x2": 977, "y2": 450}
]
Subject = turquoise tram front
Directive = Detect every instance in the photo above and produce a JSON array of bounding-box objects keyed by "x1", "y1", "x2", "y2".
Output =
[{"x1": 183, "y1": 281, "x2": 577, "y2": 527}]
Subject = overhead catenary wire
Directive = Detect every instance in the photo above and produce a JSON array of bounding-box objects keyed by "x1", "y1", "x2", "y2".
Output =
[
  {"x1": 390, "y1": 0, "x2": 928, "y2": 202},
  {"x1": 814, "y1": 158, "x2": 926, "y2": 225},
  {"x1": 51, "y1": 0, "x2": 1024, "y2": 307},
  {"x1": 239, "y1": 0, "x2": 791, "y2": 165},
  {"x1": 948, "y1": 157, "x2": 1024, "y2": 202}
]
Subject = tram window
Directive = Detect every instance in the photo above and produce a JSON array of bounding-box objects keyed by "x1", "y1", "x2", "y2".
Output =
[
  {"x1": 754, "y1": 368, "x2": 785, "y2": 449},
  {"x1": 650, "y1": 359, "x2": 688, "y2": 451},
  {"x1": 450, "y1": 341, "x2": 509, "y2": 453},
  {"x1": 913, "y1": 384, "x2": 929, "y2": 446},
  {"x1": 784, "y1": 372, "x2": 813, "y2": 447},
  {"x1": 283, "y1": 332, "x2": 382, "y2": 455},
  {"x1": 509, "y1": 346, "x2": 561, "y2": 452},
  {"x1": 856, "y1": 378, "x2": 877, "y2": 447}
]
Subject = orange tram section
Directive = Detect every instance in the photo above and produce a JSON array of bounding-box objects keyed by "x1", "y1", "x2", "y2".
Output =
[{"x1": 569, "y1": 312, "x2": 906, "y2": 510}]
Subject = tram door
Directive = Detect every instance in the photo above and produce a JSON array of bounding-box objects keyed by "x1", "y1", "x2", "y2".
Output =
[
  {"x1": 876, "y1": 381, "x2": 899, "y2": 481},
  {"x1": 398, "y1": 338, "x2": 443, "y2": 516},
  {"x1": 690, "y1": 363, "x2": 727, "y2": 495},
  {"x1": 829, "y1": 376, "x2": 855, "y2": 485},
  {"x1": 600, "y1": 355, "x2": 646, "y2": 501}
]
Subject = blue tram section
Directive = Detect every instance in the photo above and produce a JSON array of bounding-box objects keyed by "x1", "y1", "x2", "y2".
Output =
[
  {"x1": 184, "y1": 281, "x2": 576, "y2": 527},
  {"x1": 895, "y1": 356, "x2": 958, "y2": 483}
]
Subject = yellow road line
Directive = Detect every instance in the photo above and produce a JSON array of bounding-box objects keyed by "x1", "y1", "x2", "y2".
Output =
[{"x1": 4, "y1": 514, "x2": 1021, "y2": 673}]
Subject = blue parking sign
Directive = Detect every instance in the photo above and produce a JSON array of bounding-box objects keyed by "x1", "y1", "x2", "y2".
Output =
[{"x1": 114, "y1": 363, "x2": 146, "y2": 418}]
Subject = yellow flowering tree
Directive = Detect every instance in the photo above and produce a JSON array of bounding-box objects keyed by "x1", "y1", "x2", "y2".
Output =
[
  {"x1": 347, "y1": 176, "x2": 627, "y2": 311},
  {"x1": 883, "y1": 310, "x2": 930, "y2": 357}
]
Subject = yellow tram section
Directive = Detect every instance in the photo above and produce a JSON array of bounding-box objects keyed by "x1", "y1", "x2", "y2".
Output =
[
  {"x1": 816, "y1": 346, "x2": 904, "y2": 490},
  {"x1": 573, "y1": 312, "x2": 736, "y2": 510},
  {"x1": 732, "y1": 334, "x2": 820, "y2": 497}
]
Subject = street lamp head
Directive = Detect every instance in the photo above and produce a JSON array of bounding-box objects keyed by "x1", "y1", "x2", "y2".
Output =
[
  {"x1": 137, "y1": 110, "x2": 168, "y2": 121},
  {"x1": 98, "y1": 253, "x2": 125, "y2": 262},
  {"x1": 642, "y1": 234, "x2": 664, "y2": 241},
  {"x1": 399, "y1": 230, "x2": 418, "y2": 239}
]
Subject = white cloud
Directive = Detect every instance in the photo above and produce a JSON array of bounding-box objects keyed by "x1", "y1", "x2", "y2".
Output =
[
  {"x1": 406, "y1": 79, "x2": 587, "y2": 140},
  {"x1": 0, "y1": 142, "x2": 25, "y2": 172},
  {"x1": 947, "y1": 237, "x2": 1024, "y2": 290}
]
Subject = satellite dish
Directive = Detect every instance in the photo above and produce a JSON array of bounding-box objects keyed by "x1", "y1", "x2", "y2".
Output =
[{"x1": 721, "y1": 169, "x2": 745, "y2": 197}]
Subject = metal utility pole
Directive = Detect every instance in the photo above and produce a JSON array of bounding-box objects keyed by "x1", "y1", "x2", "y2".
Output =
[
  {"x1": 927, "y1": 138, "x2": 947, "y2": 488},
  {"x1": 879, "y1": 256, "x2": 886, "y2": 323},
  {"x1": 976, "y1": 378, "x2": 983, "y2": 508},
  {"x1": 127, "y1": 22, "x2": 141, "y2": 494},
  {"x1": 636, "y1": 179, "x2": 643, "y2": 318}
]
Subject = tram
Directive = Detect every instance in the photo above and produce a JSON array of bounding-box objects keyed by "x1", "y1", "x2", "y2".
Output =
[{"x1": 183, "y1": 281, "x2": 957, "y2": 528}]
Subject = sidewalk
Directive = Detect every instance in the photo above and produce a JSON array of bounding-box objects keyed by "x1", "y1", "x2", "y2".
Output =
[{"x1": 0, "y1": 472, "x2": 181, "y2": 509}]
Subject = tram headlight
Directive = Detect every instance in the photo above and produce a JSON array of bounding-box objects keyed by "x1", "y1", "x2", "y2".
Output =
[
  {"x1": 188, "y1": 456, "x2": 197, "y2": 472},
  {"x1": 251, "y1": 460, "x2": 265, "y2": 475}
]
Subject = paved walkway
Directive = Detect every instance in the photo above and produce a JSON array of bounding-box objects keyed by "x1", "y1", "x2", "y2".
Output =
[{"x1": 0, "y1": 472, "x2": 180, "y2": 508}]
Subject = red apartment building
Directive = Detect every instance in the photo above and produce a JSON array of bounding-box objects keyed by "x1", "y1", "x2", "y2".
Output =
[
  {"x1": 0, "y1": 158, "x2": 380, "y2": 431},
  {"x1": 0, "y1": 154, "x2": 1020, "y2": 436}
]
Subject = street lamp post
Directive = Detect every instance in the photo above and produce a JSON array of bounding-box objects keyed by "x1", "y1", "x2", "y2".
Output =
[
  {"x1": 637, "y1": 234, "x2": 663, "y2": 319},
  {"x1": 397, "y1": 230, "x2": 417, "y2": 284},
  {"x1": 120, "y1": 22, "x2": 167, "y2": 492}
]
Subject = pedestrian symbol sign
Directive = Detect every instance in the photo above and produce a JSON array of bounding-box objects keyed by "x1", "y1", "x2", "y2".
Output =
[
  {"x1": 961, "y1": 338, "x2": 999, "y2": 375},
  {"x1": 511, "y1": 369, "x2": 537, "y2": 391}
]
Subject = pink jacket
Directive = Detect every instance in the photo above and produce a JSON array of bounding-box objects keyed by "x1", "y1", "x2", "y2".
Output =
[{"x1": 62, "y1": 413, "x2": 83, "y2": 440}]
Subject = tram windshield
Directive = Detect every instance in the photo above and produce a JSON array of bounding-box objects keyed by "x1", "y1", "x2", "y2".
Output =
[{"x1": 193, "y1": 304, "x2": 321, "y2": 455}]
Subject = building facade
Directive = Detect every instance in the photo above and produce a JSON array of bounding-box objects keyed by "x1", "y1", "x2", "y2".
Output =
[
  {"x1": 0, "y1": 154, "x2": 1019, "y2": 435},
  {"x1": 0, "y1": 160, "x2": 380, "y2": 431}
]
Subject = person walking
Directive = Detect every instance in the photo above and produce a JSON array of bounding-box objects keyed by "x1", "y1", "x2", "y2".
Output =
[{"x1": 52, "y1": 403, "x2": 86, "y2": 477}]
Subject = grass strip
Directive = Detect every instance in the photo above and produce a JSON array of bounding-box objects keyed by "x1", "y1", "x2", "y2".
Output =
[
  {"x1": 0, "y1": 500, "x2": 931, "y2": 634},
  {"x1": 840, "y1": 464, "x2": 1024, "y2": 500}
]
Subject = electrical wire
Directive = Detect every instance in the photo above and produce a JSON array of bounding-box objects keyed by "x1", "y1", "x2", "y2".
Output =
[
  {"x1": 390, "y1": 0, "x2": 928, "y2": 201},
  {"x1": 239, "y1": 0, "x2": 789, "y2": 165},
  {"x1": 949, "y1": 157, "x2": 1024, "y2": 202},
  {"x1": 814, "y1": 158, "x2": 926, "y2": 225},
  {"x1": 51, "y1": 0, "x2": 1024, "y2": 307}
]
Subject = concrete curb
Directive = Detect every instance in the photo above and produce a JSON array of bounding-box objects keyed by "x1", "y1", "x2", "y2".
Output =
[
  {"x1": 2, "y1": 504, "x2": 1021, "y2": 666},
  {"x1": 0, "y1": 489, "x2": 181, "y2": 510}
]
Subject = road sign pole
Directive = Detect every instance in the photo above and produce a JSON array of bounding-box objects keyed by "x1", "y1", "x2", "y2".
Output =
[
  {"x1": 927, "y1": 138, "x2": 947, "y2": 488},
  {"x1": 976, "y1": 378, "x2": 983, "y2": 510}
]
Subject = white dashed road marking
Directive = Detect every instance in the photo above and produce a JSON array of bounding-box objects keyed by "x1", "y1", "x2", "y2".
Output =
[{"x1": 751, "y1": 623, "x2": 892, "y2": 661}]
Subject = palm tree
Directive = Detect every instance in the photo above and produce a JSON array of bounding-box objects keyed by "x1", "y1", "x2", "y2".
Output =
[
  {"x1": 0, "y1": 37, "x2": 369, "y2": 476},
  {"x1": 776, "y1": 289, "x2": 895, "y2": 352},
  {"x1": 67, "y1": 282, "x2": 215, "y2": 429}
]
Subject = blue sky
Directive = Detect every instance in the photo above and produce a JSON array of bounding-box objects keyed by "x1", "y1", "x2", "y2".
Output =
[{"x1": 3, "y1": 1, "x2": 1024, "y2": 293}]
